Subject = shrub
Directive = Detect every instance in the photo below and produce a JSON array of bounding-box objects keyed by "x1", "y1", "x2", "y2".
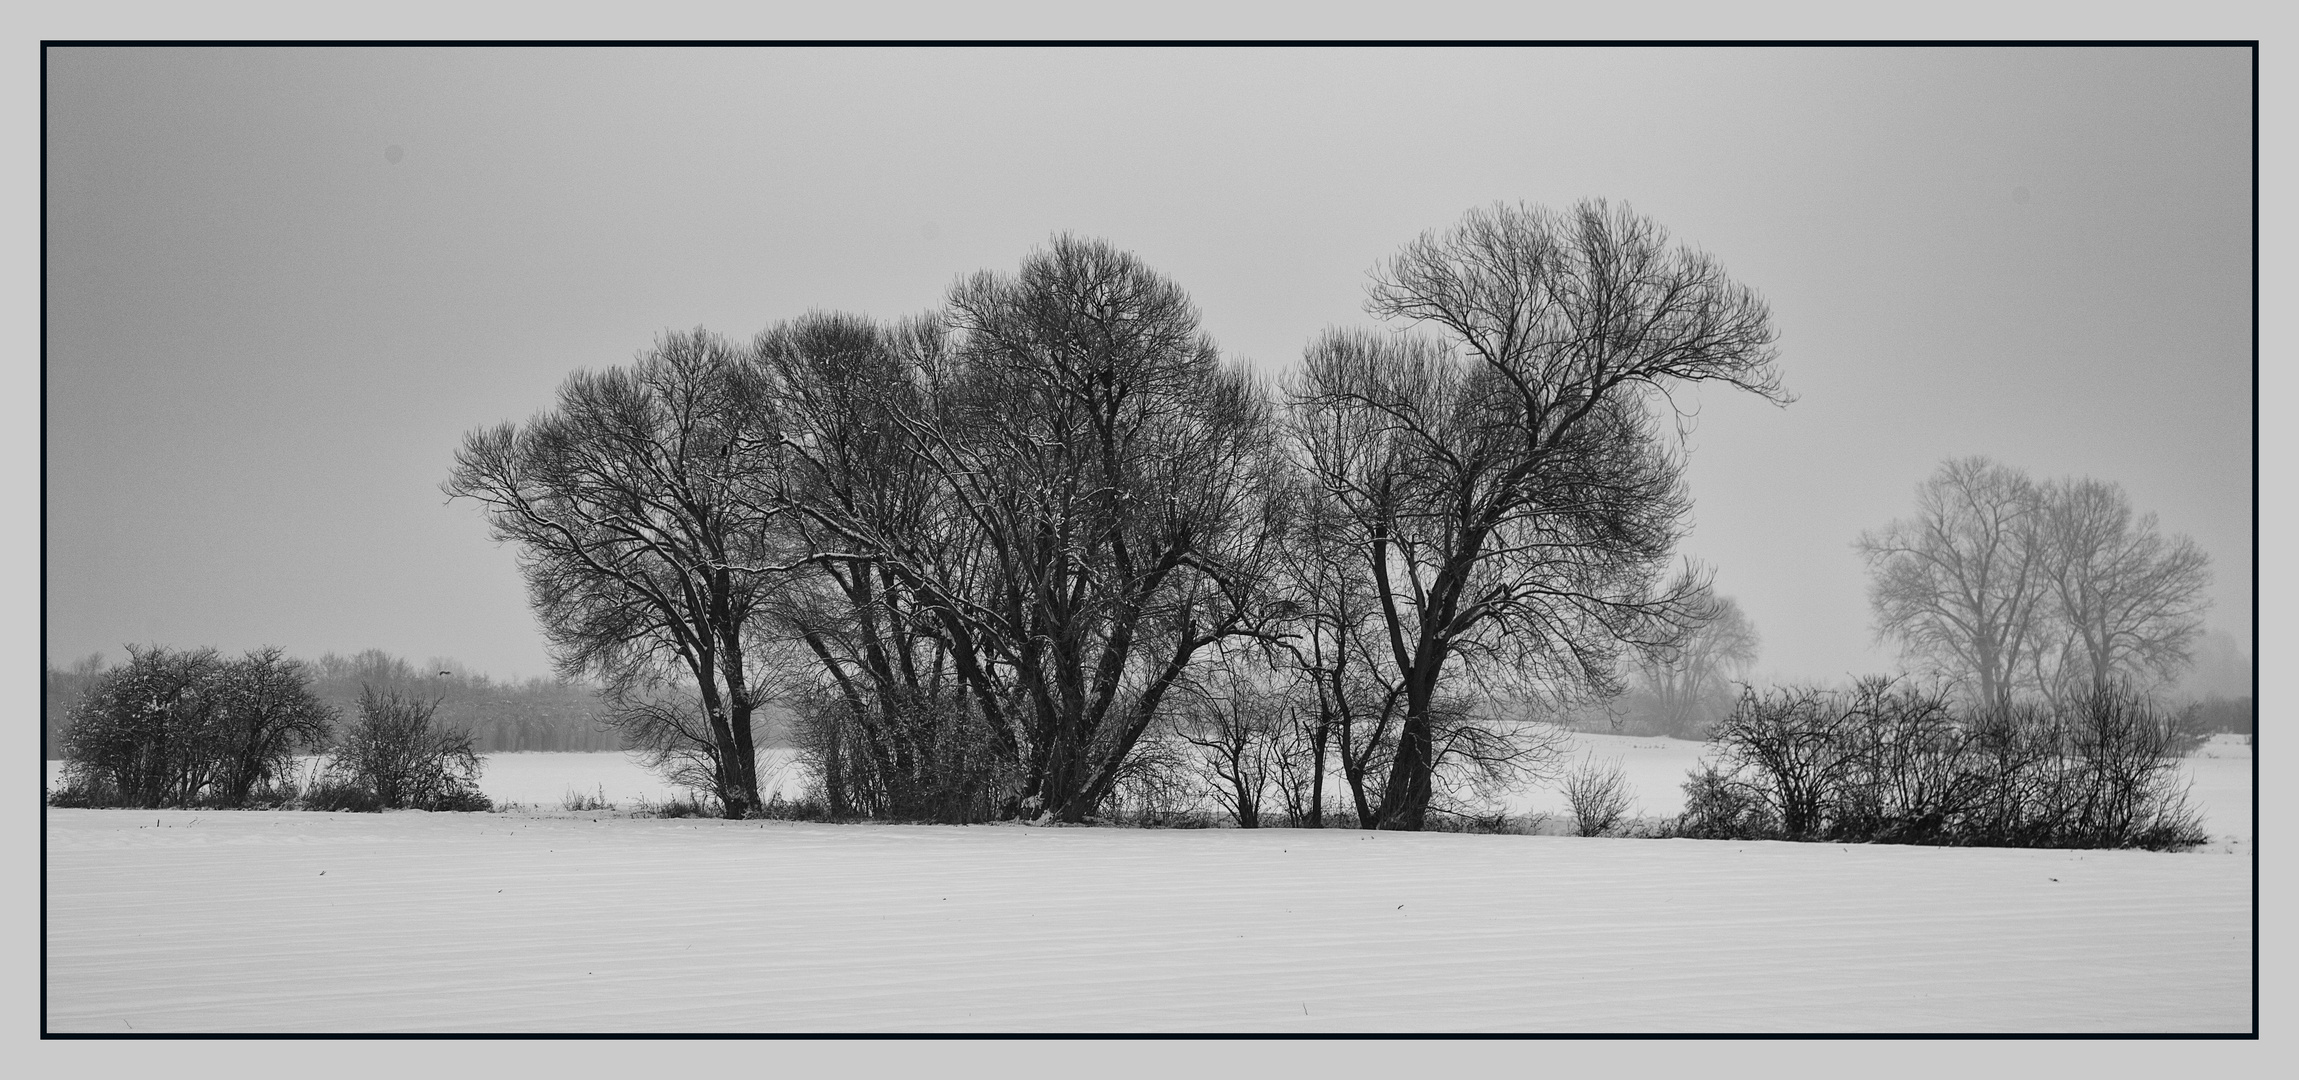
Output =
[
  {"x1": 1425, "y1": 808, "x2": 1536, "y2": 835},
  {"x1": 757, "y1": 789, "x2": 835, "y2": 821},
  {"x1": 1561, "y1": 755, "x2": 1636, "y2": 837},
  {"x1": 630, "y1": 792, "x2": 719, "y2": 819},
  {"x1": 298, "y1": 775, "x2": 387, "y2": 813},
  {"x1": 1675, "y1": 762, "x2": 1777, "y2": 839},
  {"x1": 561, "y1": 785, "x2": 615, "y2": 812},
  {"x1": 1098, "y1": 730, "x2": 1202, "y2": 826},
  {"x1": 1707, "y1": 684, "x2": 1857, "y2": 839},
  {"x1": 1689, "y1": 679, "x2": 2208, "y2": 850},
  {"x1": 323, "y1": 686, "x2": 490, "y2": 811},
  {"x1": 56, "y1": 646, "x2": 228, "y2": 808},
  {"x1": 795, "y1": 689, "x2": 1014, "y2": 823},
  {"x1": 54, "y1": 645, "x2": 334, "y2": 809}
]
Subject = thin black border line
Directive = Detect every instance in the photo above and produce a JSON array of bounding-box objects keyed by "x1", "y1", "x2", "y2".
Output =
[
  {"x1": 37, "y1": 39, "x2": 2263, "y2": 1041},
  {"x1": 39, "y1": 39, "x2": 51, "y2": 1043},
  {"x1": 32, "y1": 39, "x2": 2270, "y2": 48},
  {"x1": 2246, "y1": 38, "x2": 2260, "y2": 1042},
  {"x1": 29, "y1": 1030, "x2": 2266, "y2": 1040}
]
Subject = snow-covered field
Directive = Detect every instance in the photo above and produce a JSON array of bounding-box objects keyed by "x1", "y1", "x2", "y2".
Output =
[{"x1": 43, "y1": 735, "x2": 2252, "y2": 1033}]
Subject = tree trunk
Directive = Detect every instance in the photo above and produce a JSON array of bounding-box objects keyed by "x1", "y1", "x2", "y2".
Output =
[
  {"x1": 1306, "y1": 714, "x2": 1329, "y2": 828},
  {"x1": 1373, "y1": 679, "x2": 1438, "y2": 830}
]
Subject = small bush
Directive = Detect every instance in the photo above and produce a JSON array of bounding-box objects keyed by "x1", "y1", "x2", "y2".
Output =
[
  {"x1": 756, "y1": 789, "x2": 834, "y2": 821},
  {"x1": 322, "y1": 686, "x2": 490, "y2": 811},
  {"x1": 298, "y1": 775, "x2": 387, "y2": 813},
  {"x1": 1103, "y1": 806, "x2": 1221, "y2": 829},
  {"x1": 1562, "y1": 755, "x2": 1636, "y2": 837},
  {"x1": 630, "y1": 792, "x2": 719, "y2": 819},
  {"x1": 47, "y1": 776, "x2": 127, "y2": 809},
  {"x1": 1675, "y1": 762, "x2": 1778, "y2": 840},
  {"x1": 561, "y1": 785, "x2": 615, "y2": 812},
  {"x1": 1425, "y1": 808, "x2": 1536, "y2": 835}
]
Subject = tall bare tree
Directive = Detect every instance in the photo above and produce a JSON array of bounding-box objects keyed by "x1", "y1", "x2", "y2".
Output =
[
  {"x1": 769, "y1": 238, "x2": 1289, "y2": 823},
  {"x1": 1291, "y1": 200, "x2": 1786, "y2": 830},
  {"x1": 1856, "y1": 457, "x2": 2055, "y2": 714},
  {"x1": 445, "y1": 330, "x2": 790, "y2": 817},
  {"x1": 759, "y1": 311, "x2": 1011, "y2": 821},
  {"x1": 2034, "y1": 477, "x2": 2212, "y2": 701}
]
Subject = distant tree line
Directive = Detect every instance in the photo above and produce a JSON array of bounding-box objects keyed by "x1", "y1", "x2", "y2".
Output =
[
  {"x1": 448, "y1": 200, "x2": 1789, "y2": 826},
  {"x1": 46, "y1": 648, "x2": 628, "y2": 759}
]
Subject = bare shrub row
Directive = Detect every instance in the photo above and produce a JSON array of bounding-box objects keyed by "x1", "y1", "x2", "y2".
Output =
[{"x1": 1678, "y1": 679, "x2": 2209, "y2": 850}]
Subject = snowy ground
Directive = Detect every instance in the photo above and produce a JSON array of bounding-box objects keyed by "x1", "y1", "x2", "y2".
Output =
[{"x1": 43, "y1": 734, "x2": 2253, "y2": 1034}]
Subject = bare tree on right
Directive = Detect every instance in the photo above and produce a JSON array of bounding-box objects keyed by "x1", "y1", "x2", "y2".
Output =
[{"x1": 1858, "y1": 457, "x2": 2211, "y2": 709}]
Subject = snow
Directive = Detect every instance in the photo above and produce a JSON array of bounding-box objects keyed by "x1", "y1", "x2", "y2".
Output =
[
  {"x1": 460, "y1": 749, "x2": 811, "y2": 809},
  {"x1": 41, "y1": 734, "x2": 2254, "y2": 1033}
]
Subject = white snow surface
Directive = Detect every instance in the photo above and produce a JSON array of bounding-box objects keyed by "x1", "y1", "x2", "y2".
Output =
[{"x1": 44, "y1": 734, "x2": 2253, "y2": 1033}]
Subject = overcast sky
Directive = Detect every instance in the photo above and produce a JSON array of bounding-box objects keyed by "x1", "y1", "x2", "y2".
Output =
[{"x1": 43, "y1": 45, "x2": 2253, "y2": 685}]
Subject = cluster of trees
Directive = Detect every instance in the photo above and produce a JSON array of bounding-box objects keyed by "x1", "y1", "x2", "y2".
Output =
[
  {"x1": 1857, "y1": 457, "x2": 2218, "y2": 714},
  {"x1": 448, "y1": 200, "x2": 1789, "y2": 827},
  {"x1": 47, "y1": 649, "x2": 627, "y2": 758},
  {"x1": 1682, "y1": 679, "x2": 2208, "y2": 850},
  {"x1": 50, "y1": 645, "x2": 490, "y2": 812}
]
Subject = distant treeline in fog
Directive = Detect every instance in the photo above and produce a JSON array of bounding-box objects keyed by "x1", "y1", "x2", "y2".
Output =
[{"x1": 43, "y1": 649, "x2": 638, "y2": 758}]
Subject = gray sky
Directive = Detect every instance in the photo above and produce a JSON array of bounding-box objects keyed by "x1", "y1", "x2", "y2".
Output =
[{"x1": 44, "y1": 45, "x2": 2253, "y2": 684}]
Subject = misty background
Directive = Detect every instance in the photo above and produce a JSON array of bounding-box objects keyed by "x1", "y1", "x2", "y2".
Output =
[{"x1": 43, "y1": 46, "x2": 2252, "y2": 692}]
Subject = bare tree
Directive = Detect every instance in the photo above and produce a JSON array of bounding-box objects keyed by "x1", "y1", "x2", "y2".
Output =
[
  {"x1": 773, "y1": 237, "x2": 1289, "y2": 823},
  {"x1": 1858, "y1": 460, "x2": 2212, "y2": 712},
  {"x1": 1707, "y1": 684, "x2": 1860, "y2": 840},
  {"x1": 1630, "y1": 592, "x2": 1760, "y2": 738},
  {"x1": 1267, "y1": 467, "x2": 1395, "y2": 827},
  {"x1": 2033, "y1": 477, "x2": 2212, "y2": 702},
  {"x1": 57, "y1": 645, "x2": 227, "y2": 808},
  {"x1": 210, "y1": 647, "x2": 335, "y2": 807},
  {"x1": 1289, "y1": 200, "x2": 1786, "y2": 830},
  {"x1": 1856, "y1": 457, "x2": 2055, "y2": 714},
  {"x1": 1172, "y1": 659, "x2": 1292, "y2": 828},
  {"x1": 445, "y1": 330, "x2": 790, "y2": 817},
  {"x1": 328, "y1": 686, "x2": 485, "y2": 811},
  {"x1": 759, "y1": 311, "x2": 1016, "y2": 822}
]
